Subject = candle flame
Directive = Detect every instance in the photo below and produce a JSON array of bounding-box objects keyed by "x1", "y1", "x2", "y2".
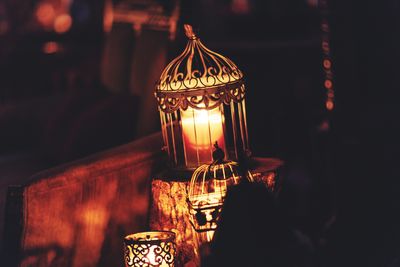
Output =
[{"x1": 181, "y1": 107, "x2": 224, "y2": 149}]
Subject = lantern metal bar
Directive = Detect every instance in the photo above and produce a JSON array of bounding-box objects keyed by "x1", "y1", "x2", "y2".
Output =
[
  {"x1": 213, "y1": 169, "x2": 217, "y2": 192},
  {"x1": 206, "y1": 231, "x2": 213, "y2": 242},
  {"x1": 159, "y1": 110, "x2": 170, "y2": 158},
  {"x1": 170, "y1": 112, "x2": 176, "y2": 165},
  {"x1": 198, "y1": 41, "x2": 233, "y2": 70},
  {"x1": 221, "y1": 165, "x2": 227, "y2": 190},
  {"x1": 238, "y1": 101, "x2": 246, "y2": 151},
  {"x1": 161, "y1": 113, "x2": 166, "y2": 148},
  {"x1": 220, "y1": 104, "x2": 228, "y2": 159},
  {"x1": 185, "y1": 41, "x2": 195, "y2": 80},
  {"x1": 228, "y1": 164, "x2": 235, "y2": 184},
  {"x1": 242, "y1": 99, "x2": 250, "y2": 149},
  {"x1": 168, "y1": 112, "x2": 178, "y2": 165},
  {"x1": 174, "y1": 110, "x2": 181, "y2": 164},
  {"x1": 193, "y1": 41, "x2": 208, "y2": 78},
  {"x1": 179, "y1": 111, "x2": 188, "y2": 167},
  {"x1": 191, "y1": 108, "x2": 201, "y2": 166},
  {"x1": 230, "y1": 101, "x2": 238, "y2": 159},
  {"x1": 219, "y1": 104, "x2": 228, "y2": 159},
  {"x1": 201, "y1": 168, "x2": 206, "y2": 195},
  {"x1": 207, "y1": 109, "x2": 214, "y2": 160}
]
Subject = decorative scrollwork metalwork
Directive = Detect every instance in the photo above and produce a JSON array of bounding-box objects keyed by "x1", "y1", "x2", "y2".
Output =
[
  {"x1": 155, "y1": 24, "x2": 245, "y2": 113},
  {"x1": 124, "y1": 231, "x2": 176, "y2": 267},
  {"x1": 156, "y1": 82, "x2": 245, "y2": 113}
]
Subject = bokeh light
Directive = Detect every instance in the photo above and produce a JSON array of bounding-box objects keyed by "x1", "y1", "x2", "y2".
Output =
[
  {"x1": 323, "y1": 59, "x2": 331, "y2": 69},
  {"x1": 42, "y1": 41, "x2": 60, "y2": 54},
  {"x1": 103, "y1": 0, "x2": 114, "y2": 33},
  {"x1": 326, "y1": 100, "x2": 334, "y2": 111},
  {"x1": 54, "y1": 14, "x2": 72, "y2": 33},
  {"x1": 324, "y1": 79, "x2": 333, "y2": 89},
  {"x1": 36, "y1": 3, "x2": 56, "y2": 28}
]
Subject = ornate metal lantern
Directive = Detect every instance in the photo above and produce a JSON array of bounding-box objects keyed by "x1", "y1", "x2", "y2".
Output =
[
  {"x1": 187, "y1": 147, "x2": 254, "y2": 243},
  {"x1": 155, "y1": 24, "x2": 250, "y2": 169},
  {"x1": 124, "y1": 231, "x2": 176, "y2": 267}
]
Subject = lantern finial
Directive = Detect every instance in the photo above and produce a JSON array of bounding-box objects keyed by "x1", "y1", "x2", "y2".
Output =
[
  {"x1": 184, "y1": 24, "x2": 196, "y2": 39},
  {"x1": 212, "y1": 142, "x2": 225, "y2": 164}
]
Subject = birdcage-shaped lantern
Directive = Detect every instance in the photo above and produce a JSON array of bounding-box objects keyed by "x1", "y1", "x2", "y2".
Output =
[
  {"x1": 187, "y1": 154, "x2": 254, "y2": 242},
  {"x1": 155, "y1": 24, "x2": 250, "y2": 169}
]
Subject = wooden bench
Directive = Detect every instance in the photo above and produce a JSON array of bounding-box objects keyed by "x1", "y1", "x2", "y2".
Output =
[{"x1": 4, "y1": 133, "x2": 165, "y2": 267}]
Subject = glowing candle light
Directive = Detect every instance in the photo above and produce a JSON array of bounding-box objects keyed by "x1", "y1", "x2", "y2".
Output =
[
  {"x1": 181, "y1": 106, "x2": 226, "y2": 166},
  {"x1": 124, "y1": 231, "x2": 176, "y2": 267},
  {"x1": 147, "y1": 247, "x2": 156, "y2": 265}
]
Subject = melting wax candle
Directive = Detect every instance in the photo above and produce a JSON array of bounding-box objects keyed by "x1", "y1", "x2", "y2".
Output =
[{"x1": 181, "y1": 106, "x2": 226, "y2": 167}]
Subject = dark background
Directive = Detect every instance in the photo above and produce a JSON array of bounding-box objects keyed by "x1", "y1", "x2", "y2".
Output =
[{"x1": 0, "y1": 0, "x2": 399, "y2": 266}]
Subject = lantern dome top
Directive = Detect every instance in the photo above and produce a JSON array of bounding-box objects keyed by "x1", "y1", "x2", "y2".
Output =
[
  {"x1": 155, "y1": 24, "x2": 246, "y2": 113},
  {"x1": 157, "y1": 24, "x2": 243, "y2": 92},
  {"x1": 187, "y1": 160, "x2": 254, "y2": 234},
  {"x1": 188, "y1": 161, "x2": 253, "y2": 204}
]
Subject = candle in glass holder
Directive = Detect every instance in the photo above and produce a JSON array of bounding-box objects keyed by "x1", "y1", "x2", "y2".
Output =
[
  {"x1": 124, "y1": 231, "x2": 176, "y2": 267},
  {"x1": 181, "y1": 106, "x2": 226, "y2": 167}
]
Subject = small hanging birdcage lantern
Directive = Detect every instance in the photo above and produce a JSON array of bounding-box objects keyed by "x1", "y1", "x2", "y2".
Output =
[
  {"x1": 187, "y1": 145, "x2": 253, "y2": 242},
  {"x1": 155, "y1": 24, "x2": 250, "y2": 169}
]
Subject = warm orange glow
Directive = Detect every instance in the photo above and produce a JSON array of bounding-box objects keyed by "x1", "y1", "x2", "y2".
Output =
[
  {"x1": 0, "y1": 21, "x2": 9, "y2": 35},
  {"x1": 182, "y1": 108, "x2": 224, "y2": 148},
  {"x1": 265, "y1": 172, "x2": 276, "y2": 189},
  {"x1": 232, "y1": 0, "x2": 251, "y2": 14},
  {"x1": 326, "y1": 100, "x2": 334, "y2": 111},
  {"x1": 124, "y1": 232, "x2": 176, "y2": 267},
  {"x1": 36, "y1": 3, "x2": 56, "y2": 28},
  {"x1": 42, "y1": 41, "x2": 60, "y2": 54},
  {"x1": 324, "y1": 79, "x2": 333, "y2": 89},
  {"x1": 54, "y1": 14, "x2": 72, "y2": 33},
  {"x1": 181, "y1": 107, "x2": 225, "y2": 165},
  {"x1": 80, "y1": 206, "x2": 108, "y2": 227},
  {"x1": 323, "y1": 59, "x2": 331, "y2": 69},
  {"x1": 103, "y1": 0, "x2": 114, "y2": 33},
  {"x1": 73, "y1": 202, "x2": 110, "y2": 266}
]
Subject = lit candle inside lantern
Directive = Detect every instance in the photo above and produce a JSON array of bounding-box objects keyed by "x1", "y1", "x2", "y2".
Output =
[
  {"x1": 147, "y1": 247, "x2": 157, "y2": 266},
  {"x1": 181, "y1": 106, "x2": 226, "y2": 167},
  {"x1": 124, "y1": 231, "x2": 176, "y2": 267}
]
